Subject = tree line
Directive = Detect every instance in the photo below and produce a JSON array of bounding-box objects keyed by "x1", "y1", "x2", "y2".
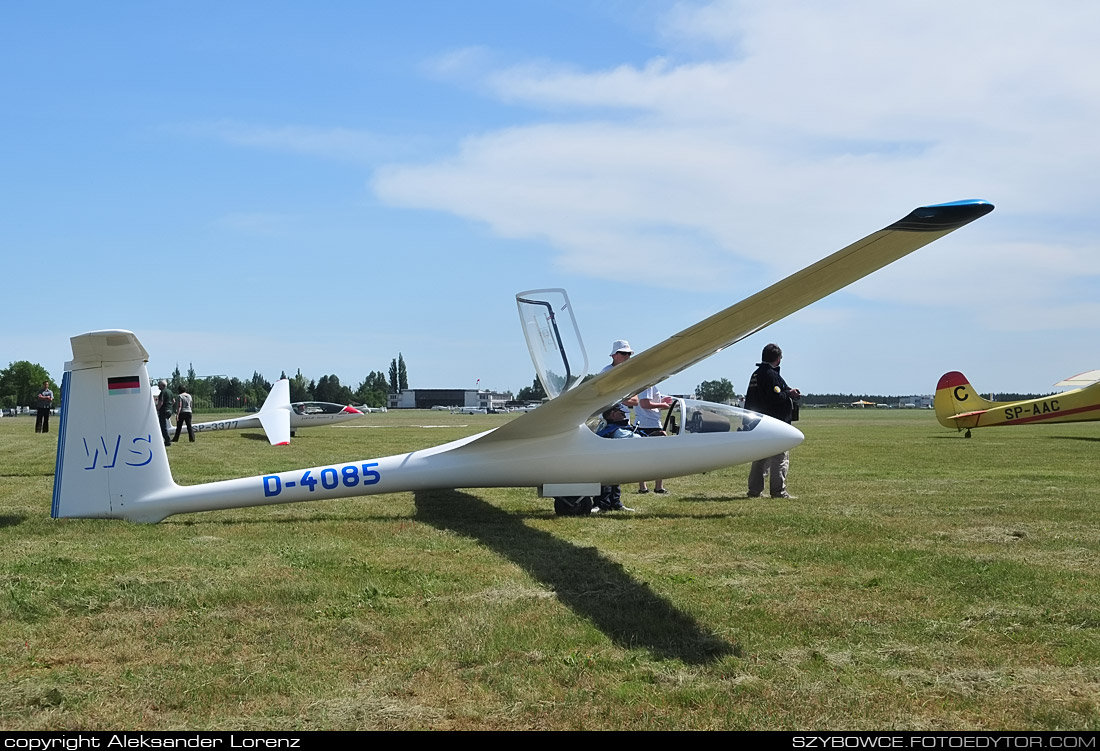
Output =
[
  {"x1": 514, "y1": 375, "x2": 741, "y2": 404},
  {"x1": 514, "y1": 373, "x2": 1054, "y2": 408},
  {"x1": 0, "y1": 353, "x2": 412, "y2": 411}
]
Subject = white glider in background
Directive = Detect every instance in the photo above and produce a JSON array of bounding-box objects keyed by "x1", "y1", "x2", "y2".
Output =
[
  {"x1": 51, "y1": 200, "x2": 993, "y2": 522},
  {"x1": 183, "y1": 379, "x2": 368, "y2": 445}
]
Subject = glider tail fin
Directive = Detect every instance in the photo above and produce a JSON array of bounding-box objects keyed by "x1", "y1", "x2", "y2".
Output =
[
  {"x1": 934, "y1": 371, "x2": 993, "y2": 429},
  {"x1": 256, "y1": 378, "x2": 292, "y2": 446},
  {"x1": 52, "y1": 330, "x2": 177, "y2": 521}
]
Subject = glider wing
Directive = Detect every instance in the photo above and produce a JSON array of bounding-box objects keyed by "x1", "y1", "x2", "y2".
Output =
[
  {"x1": 1053, "y1": 370, "x2": 1100, "y2": 388},
  {"x1": 473, "y1": 200, "x2": 995, "y2": 444}
]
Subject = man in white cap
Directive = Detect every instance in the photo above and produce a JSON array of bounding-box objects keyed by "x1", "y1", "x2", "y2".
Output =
[
  {"x1": 599, "y1": 339, "x2": 639, "y2": 411},
  {"x1": 594, "y1": 340, "x2": 640, "y2": 512},
  {"x1": 603, "y1": 340, "x2": 674, "y2": 495},
  {"x1": 603, "y1": 339, "x2": 634, "y2": 371}
]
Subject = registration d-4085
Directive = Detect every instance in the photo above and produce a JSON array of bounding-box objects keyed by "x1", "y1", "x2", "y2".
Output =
[{"x1": 263, "y1": 463, "x2": 380, "y2": 497}]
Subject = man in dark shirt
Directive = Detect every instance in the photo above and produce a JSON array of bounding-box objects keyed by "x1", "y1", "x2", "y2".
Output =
[
  {"x1": 744, "y1": 343, "x2": 800, "y2": 498},
  {"x1": 35, "y1": 380, "x2": 53, "y2": 433},
  {"x1": 155, "y1": 380, "x2": 175, "y2": 448}
]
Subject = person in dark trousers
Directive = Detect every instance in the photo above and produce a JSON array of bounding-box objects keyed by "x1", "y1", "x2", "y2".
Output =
[
  {"x1": 593, "y1": 404, "x2": 639, "y2": 512},
  {"x1": 744, "y1": 343, "x2": 800, "y2": 499},
  {"x1": 35, "y1": 380, "x2": 53, "y2": 433},
  {"x1": 155, "y1": 380, "x2": 175, "y2": 448},
  {"x1": 173, "y1": 386, "x2": 195, "y2": 442}
]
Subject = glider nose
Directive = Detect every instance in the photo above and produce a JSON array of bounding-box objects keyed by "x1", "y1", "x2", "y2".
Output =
[
  {"x1": 342, "y1": 406, "x2": 363, "y2": 414},
  {"x1": 757, "y1": 413, "x2": 804, "y2": 453},
  {"x1": 779, "y1": 419, "x2": 804, "y2": 449}
]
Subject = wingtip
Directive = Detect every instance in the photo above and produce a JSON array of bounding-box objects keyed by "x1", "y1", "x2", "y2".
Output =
[{"x1": 888, "y1": 200, "x2": 995, "y2": 232}]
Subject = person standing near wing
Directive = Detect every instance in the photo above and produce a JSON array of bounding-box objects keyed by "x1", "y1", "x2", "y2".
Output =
[
  {"x1": 633, "y1": 383, "x2": 674, "y2": 494},
  {"x1": 599, "y1": 339, "x2": 639, "y2": 412},
  {"x1": 595, "y1": 340, "x2": 642, "y2": 512},
  {"x1": 173, "y1": 386, "x2": 195, "y2": 443},
  {"x1": 744, "y1": 343, "x2": 800, "y2": 499},
  {"x1": 155, "y1": 379, "x2": 175, "y2": 448}
]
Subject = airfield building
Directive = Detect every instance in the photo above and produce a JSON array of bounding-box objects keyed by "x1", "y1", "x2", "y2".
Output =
[
  {"x1": 897, "y1": 395, "x2": 934, "y2": 409},
  {"x1": 388, "y1": 388, "x2": 513, "y2": 411}
]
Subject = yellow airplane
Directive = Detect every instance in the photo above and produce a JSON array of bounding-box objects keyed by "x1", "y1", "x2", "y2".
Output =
[{"x1": 934, "y1": 370, "x2": 1100, "y2": 437}]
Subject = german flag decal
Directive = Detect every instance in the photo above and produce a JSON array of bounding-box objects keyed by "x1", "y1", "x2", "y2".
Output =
[{"x1": 107, "y1": 376, "x2": 142, "y2": 396}]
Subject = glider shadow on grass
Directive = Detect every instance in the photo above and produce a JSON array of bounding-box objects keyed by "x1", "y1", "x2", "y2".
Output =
[{"x1": 414, "y1": 489, "x2": 737, "y2": 665}]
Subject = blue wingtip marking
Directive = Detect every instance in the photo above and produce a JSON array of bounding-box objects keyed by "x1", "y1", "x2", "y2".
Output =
[{"x1": 926, "y1": 199, "x2": 993, "y2": 208}]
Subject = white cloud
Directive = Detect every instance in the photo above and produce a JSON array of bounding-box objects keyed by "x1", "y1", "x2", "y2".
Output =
[{"x1": 371, "y1": 0, "x2": 1100, "y2": 345}]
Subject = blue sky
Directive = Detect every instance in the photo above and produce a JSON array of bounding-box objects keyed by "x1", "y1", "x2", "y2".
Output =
[{"x1": 3, "y1": 1, "x2": 1099, "y2": 398}]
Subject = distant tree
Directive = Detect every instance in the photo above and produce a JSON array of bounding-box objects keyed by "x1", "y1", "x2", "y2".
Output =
[
  {"x1": 695, "y1": 378, "x2": 736, "y2": 404},
  {"x1": 243, "y1": 371, "x2": 271, "y2": 409},
  {"x1": 170, "y1": 363, "x2": 183, "y2": 392},
  {"x1": 397, "y1": 353, "x2": 408, "y2": 391},
  {"x1": 315, "y1": 375, "x2": 331, "y2": 402},
  {"x1": 516, "y1": 377, "x2": 547, "y2": 402},
  {"x1": 186, "y1": 363, "x2": 198, "y2": 393},
  {"x1": 355, "y1": 371, "x2": 389, "y2": 407},
  {"x1": 0, "y1": 361, "x2": 54, "y2": 409},
  {"x1": 206, "y1": 376, "x2": 245, "y2": 408},
  {"x1": 250, "y1": 371, "x2": 271, "y2": 392},
  {"x1": 368, "y1": 371, "x2": 389, "y2": 393},
  {"x1": 315, "y1": 375, "x2": 352, "y2": 404},
  {"x1": 289, "y1": 369, "x2": 311, "y2": 402},
  {"x1": 389, "y1": 358, "x2": 399, "y2": 394}
]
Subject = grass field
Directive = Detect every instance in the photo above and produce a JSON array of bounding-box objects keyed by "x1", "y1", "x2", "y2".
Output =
[{"x1": 1, "y1": 408, "x2": 1098, "y2": 730}]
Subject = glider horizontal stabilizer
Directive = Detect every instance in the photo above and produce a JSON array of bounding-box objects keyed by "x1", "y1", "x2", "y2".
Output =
[{"x1": 947, "y1": 410, "x2": 988, "y2": 421}]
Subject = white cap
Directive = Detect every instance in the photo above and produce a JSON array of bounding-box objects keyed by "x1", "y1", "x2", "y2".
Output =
[{"x1": 609, "y1": 339, "x2": 634, "y2": 356}]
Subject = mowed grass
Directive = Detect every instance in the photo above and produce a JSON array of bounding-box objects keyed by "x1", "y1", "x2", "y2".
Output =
[{"x1": 1, "y1": 408, "x2": 1098, "y2": 730}]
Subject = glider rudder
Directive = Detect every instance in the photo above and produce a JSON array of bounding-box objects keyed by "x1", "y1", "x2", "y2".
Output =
[
  {"x1": 52, "y1": 330, "x2": 177, "y2": 520},
  {"x1": 256, "y1": 378, "x2": 292, "y2": 445}
]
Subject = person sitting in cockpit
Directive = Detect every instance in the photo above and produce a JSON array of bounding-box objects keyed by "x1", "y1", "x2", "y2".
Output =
[
  {"x1": 597, "y1": 404, "x2": 640, "y2": 439},
  {"x1": 593, "y1": 405, "x2": 638, "y2": 512}
]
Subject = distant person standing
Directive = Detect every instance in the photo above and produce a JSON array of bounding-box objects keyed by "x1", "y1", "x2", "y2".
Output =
[
  {"x1": 155, "y1": 380, "x2": 175, "y2": 448},
  {"x1": 173, "y1": 386, "x2": 195, "y2": 443},
  {"x1": 35, "y1": 380, "x2": 53, "y2": 433},
  {"x1": 634, "y1": 383, "x2": 674, "y2": 494},
  {"x1": 744, "y1": 343, "x2": 800, "y2": 499}
]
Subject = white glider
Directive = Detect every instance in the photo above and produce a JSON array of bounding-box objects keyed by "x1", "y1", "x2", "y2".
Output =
[
  {"x1": 51, "y1": 200, "x2": 993, "y2": 522},
  {"x1": 184, "y1": 379, "x2": 367, "y2": 445}
]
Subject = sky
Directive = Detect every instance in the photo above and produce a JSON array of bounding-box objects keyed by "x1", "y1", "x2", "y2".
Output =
[{"x1": 3, "y1": 0, "x2": 1099, "y2": 398}]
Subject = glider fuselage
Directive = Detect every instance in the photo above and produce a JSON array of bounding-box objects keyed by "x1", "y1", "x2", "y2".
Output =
[{"x1": 190, "y1": 402, "x2": 366, "y2": 435}]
